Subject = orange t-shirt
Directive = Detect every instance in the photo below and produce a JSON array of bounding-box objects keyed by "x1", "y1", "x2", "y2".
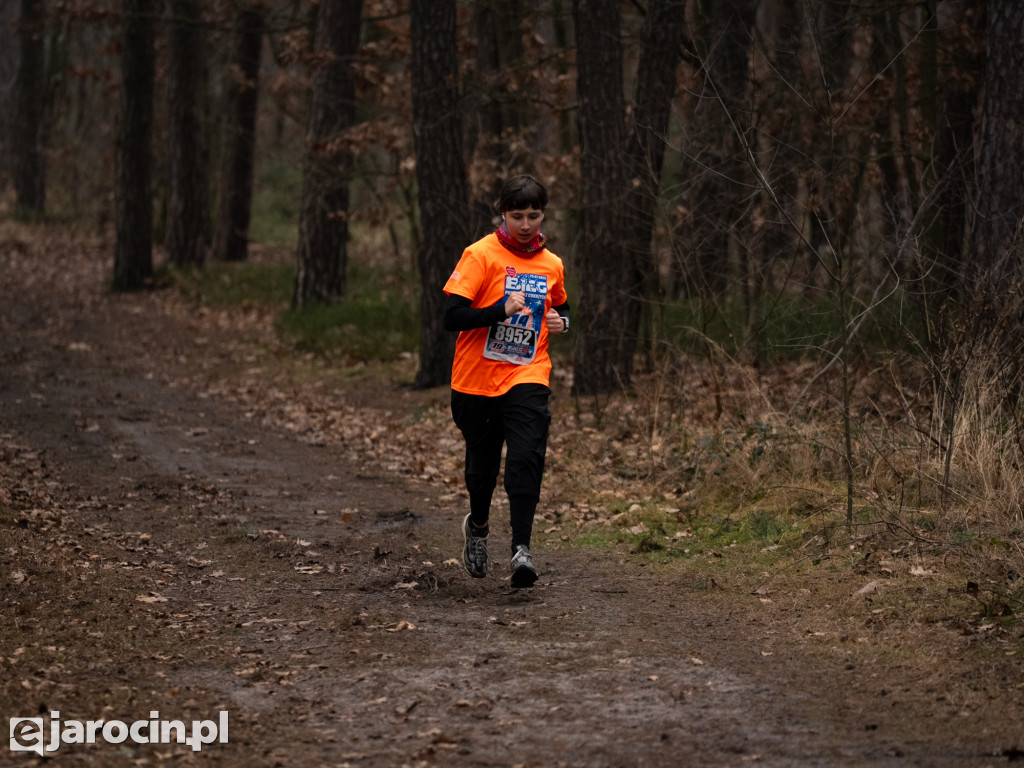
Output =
[{"x1": 444, "y1": 233, "x2": 568, "y2": 396}]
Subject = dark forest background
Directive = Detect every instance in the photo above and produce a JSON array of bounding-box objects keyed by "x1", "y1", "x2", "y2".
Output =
[{"x1": 2, "y1": 0, "x2": 1023, "y2": 528}]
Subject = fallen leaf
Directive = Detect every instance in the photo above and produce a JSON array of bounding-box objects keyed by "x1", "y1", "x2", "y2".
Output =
[{"x1": 855, "y1": 580, "x2": 883, "y2": 595}]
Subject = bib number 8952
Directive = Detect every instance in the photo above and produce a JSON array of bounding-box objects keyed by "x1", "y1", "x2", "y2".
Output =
[{"x1": 492, "y1": 325, "x2": 535, "y2": 346}]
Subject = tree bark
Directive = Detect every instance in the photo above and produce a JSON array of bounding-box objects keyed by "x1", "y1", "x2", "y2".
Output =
[
  {"x1": 410, "y1": 0, "x2": 468, "y2": 388},
  {"x1": 571, "y1": 0, "x2": 633, "y2": 395},
  {"x1": 676, "y1": 0, "x2": 755, "y2": 299},
  {"x1": 113, "y1": 0, "x2": 156, "y2": 291},
  {"x1": 0, "y1": 1, "x2": 17, "y2": 188},
  {"x1": 13, "y1": 0, "x2": 46, "y2": 219},
  {"x1": 465, "y1": 0, "x2": 530, "y2": 241},
  {"x1": 293, "y1": 0, "x2": 364, "y2": 308},
  {"x1": 214, "y1": 1, "x2": 263, "y2": 262},
  {"x1": 921, "y1": 0, "x2": 983, "y2": 312},
  {"x1": 165, "y1": 0, "x2": 211, "y2": 266},
  {"x1": 624, "y1": 0, "x2": 686, "y2": 364},
  {"x1": 973, "y1": 0, "x2": 1024, "y2": 281}
]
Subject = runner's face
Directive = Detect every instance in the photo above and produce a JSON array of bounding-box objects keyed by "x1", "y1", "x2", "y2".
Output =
[{"x1": 504, "y1": 207, "x2": 544, "y2": 244}]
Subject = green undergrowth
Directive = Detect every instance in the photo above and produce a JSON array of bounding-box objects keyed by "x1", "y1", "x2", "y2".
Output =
[
  {"x1": 161, "y1": 259, "x2": 291, "y2": 307},
  {"x1": 554, "y1": 500, "x2": 805, "y2": 565},
  {"x1": 165, "y1": 260, "x2": 419, "y2": 362},
  {"x1": 648, "y1": 289, "x2": 926, "y2": 362}
]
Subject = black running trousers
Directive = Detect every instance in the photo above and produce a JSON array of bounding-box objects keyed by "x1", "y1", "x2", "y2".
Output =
[{"x1": 451, "y1": 383, "x2": 551, "y2": 548}]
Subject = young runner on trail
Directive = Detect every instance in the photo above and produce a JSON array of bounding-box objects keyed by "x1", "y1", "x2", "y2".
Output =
[{"x1": 443, "y1": 175, "x2": 570, "y2": 588}]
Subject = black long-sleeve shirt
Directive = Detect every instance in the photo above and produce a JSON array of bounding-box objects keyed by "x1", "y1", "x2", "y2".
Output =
[{"x1": 443, "y1": 293, "x2": 570, "y2": 332}]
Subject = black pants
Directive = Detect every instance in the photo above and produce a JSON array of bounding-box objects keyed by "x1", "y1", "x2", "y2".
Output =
[{"x1": 451, "y1": 383, "x2": 551, "y2": 549}]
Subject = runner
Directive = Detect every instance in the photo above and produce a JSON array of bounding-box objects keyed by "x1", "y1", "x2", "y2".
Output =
[{"x1": 443, "y1": 174, "x2": 570, "y2": 588}]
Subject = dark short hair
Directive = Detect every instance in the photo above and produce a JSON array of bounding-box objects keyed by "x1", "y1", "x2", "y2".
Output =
[{"x1": 497, "y1": 174, "x2": 548, "y2": 213}]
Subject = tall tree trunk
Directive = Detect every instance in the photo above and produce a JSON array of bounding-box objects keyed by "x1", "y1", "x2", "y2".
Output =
[
  {"x1": 623, "y1": 0, "x2": 686, "y2": 365},
  {"x1": 571, "y1": 0, "x2": 634, "y2": 395},
  {"x1": 410, "y1": 0, "x2": 467, "y2": 388},
  {"x1": 973, "y1": 0, "x2": 1024, "y2": 281},
  {"x1": 677, "y1": 0, "x2": 754, "y2": 300},
  {"x1": 465, "y1": 0, "x2": 527, "y2": 241},
  {"x1": 113, "y1": 0, "x2": 156, "y2": 291},
  {"x1": 165, "y1": 0, "x2": 210, "y2": 266},
  {"x1": 214, "y1": 1, "x2": 263, "y2": 262},
  {"x1": 0, "y1": 1, "x2": 17, "y2": 188},
  {"x1": 293, "y1": 0, "x2": 364, "y2": 308},
  {"x1": 13, "y1": 0, "x2": 46, "y2": 220},
  {"x1": 921, "y1": 1, "x2": 983, "y2": 320}
]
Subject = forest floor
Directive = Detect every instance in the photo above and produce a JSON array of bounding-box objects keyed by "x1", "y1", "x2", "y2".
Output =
[{"x1": 2, "y1": 223, "x2": 1023, "y2": 767}]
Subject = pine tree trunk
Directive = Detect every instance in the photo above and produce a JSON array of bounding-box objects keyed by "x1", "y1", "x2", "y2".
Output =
[
  {"x1": 13, "y1": 0, "x2": 46, "y2": 219},
  {"x1": 165, "y1": 0, "x2": 210, "y2": 266},
  {"x1": 113, "y1": 0, "x2": 156, "y2": 291},
  {"x1": 465, "y1": 0, "x2": 528, "y2": 241},
  {"x1": 410, "y1": 0, "x2": 467, "y2": 388},
  {"x1": 214, "y1": 2, "x2": 263, "y2": 263},
  {"x1": 293, "y1": 0, "x2": 364, "y2": 308},
  {"x1": 0, "y1": 2, "x2": 16, "y2": 187},
  {"x1": 678, "y1": 0, "x2": 755, "y2": 299},
  {"x1": 974, "y1": 0, "x2": 1024, "y2": 279},
  {"x1": 922, "y1": 1, "x2": 983, "y2": 310},
  {"x1": 624, "y1": 0, "x2": 686, "y2": 365},
  {"x1": 571, "y1": 0, "x2": 633, "y2": 395}
]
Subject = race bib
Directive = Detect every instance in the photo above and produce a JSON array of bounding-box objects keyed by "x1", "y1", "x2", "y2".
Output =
[{"x1": 483, "y1": 272, "x2": 548, "y2": 365}]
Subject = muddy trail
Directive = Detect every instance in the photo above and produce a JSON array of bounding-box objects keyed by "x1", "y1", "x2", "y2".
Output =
[{"x1": 2, "y1": 236, "x2": 1021, "y2": 767}]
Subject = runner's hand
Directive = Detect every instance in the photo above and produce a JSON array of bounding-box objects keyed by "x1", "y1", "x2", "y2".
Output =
[
  {"x1": 505, "y1": 291, "x2": 526, "y2": 316},
  {"x1": 545, "y1": 308, "x2": 564, "y2": 333}
]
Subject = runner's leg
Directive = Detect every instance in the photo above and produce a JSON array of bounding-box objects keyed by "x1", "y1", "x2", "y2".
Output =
[
  {"x1": 500, "y1": 384, "x2": 551, "y2": 548},
  {"x1": 452, "y1": 390, "x2": 504, "y2": 529}
]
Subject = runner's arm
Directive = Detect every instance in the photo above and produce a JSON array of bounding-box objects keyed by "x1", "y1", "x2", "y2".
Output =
[{"x1": 443, "y1": 293, "x2": 508, "y2": 331}]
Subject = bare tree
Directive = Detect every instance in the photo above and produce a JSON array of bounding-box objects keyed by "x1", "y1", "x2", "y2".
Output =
[
  {"x1": 410, "y1": 0, "x2": 468, "y2": 388},
  {"x1": 464, "y1": 0, "x2": 532, "y2": 241},
  {"x1": 165, "y1": 0, "x2": 211, "y2": 266},
  {"x1": 674, "y1": 0, "x2": 755, "y2": 300},
  {"x1": 13, "y1": 0, "x2": 46, "y2": 219},
  {"x1": 571, "y1": 0, "x2": 632, "y2": 395},
  {"x1": 113, "y1": 0, "x2": 156, "y2": 291},
  {"x1": 213, "y1": 1, "x2": 264, "y2": 262},
  {"x1": 293, "y1": 0, "x2": 364, "y2": 308},
  {"x1": 973, "y1": 0, "x2": 1024, "y2": 283},
  {"x1": 624, "y1": 0, "x2": 687, "y2": 363},
  {"x1": 0, "y1": 1, "x2": 17, "y2": 188}
]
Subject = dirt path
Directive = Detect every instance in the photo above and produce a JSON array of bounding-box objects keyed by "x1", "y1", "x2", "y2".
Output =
[{"x1": 2, "y1": 234, "x2": 1020, "y2": 767}]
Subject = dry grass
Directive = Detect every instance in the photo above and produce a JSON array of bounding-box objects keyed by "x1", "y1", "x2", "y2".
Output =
[{"x1": 540, "y1": 346, "x2": 1024, "y2": 639}]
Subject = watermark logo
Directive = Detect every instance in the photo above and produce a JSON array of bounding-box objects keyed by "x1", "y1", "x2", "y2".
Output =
[{"x1": 10, "y1": 711, "x2": 228, "y2": 756}]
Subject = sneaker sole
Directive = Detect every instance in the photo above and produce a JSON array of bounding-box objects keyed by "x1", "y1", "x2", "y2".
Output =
[{"x1": 510, "y1": 564, "x2": 538, "y2": 588}]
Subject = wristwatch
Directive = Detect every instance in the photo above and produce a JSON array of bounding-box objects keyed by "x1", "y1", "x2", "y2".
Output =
[{"x1": 560, "y1": 315, "x2": 569, "y2": 334}]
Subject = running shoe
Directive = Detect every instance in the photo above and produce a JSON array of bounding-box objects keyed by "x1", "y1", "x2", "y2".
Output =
[
  {"x1": 462, "y1": 513, "x2": 488, "y2": 578},
  {"x1": 510, "y1": 544, "x2": 538, "y2": 588}
]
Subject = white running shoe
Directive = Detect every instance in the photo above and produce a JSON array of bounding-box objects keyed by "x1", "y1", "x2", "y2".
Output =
[{"x1": 510, "y1": 544, "x2": 538, "y2": 588}]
